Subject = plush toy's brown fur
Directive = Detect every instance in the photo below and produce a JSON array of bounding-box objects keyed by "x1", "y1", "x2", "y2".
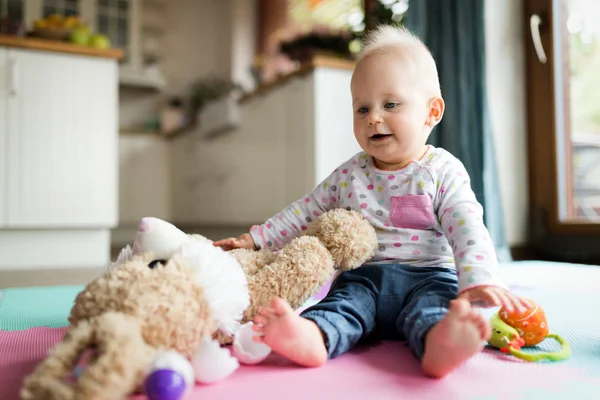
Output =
[
  {"x1": 20, "y1": 209, "x2": 377, "y2": 399},
  {"x1": 217, "y1": 208, "x2": 378, "y2": 344},
  {"x1": 21, "y1": 252, "x2": 216, "y2": 400}
]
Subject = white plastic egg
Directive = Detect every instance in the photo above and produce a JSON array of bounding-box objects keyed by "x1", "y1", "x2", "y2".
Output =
[
  {"x1": 231, "y1": 322, "x2": 272, "y2": 365},
  {"x1": 192, "y1": 338, "x2": 240, "y2": 384}
]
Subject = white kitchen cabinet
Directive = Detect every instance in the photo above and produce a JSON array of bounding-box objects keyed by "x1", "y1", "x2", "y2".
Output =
[
  {"x1": 0, "y1": 45, "x2": 119, "y2": 269},
  {"x1": 6, "y1": 48, "x2": 118, "y2": 227},
  {"x1": 0, "y1": 47, "x2": 7, "y2": 227}
]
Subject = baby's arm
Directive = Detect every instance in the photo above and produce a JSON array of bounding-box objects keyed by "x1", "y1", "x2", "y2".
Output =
[
  {"x1": 434, "y1": 160, "x2": 509, "y2": 294},
  {"x1": 248, "y1": 170, "x2": 340, "y2": 251}
]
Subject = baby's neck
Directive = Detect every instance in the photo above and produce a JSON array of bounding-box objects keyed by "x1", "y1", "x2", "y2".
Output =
[
  {"x1": 372, "y1": 146, "x2": 430, "y2": 171},
  {"x1": 373, "y1": 158, "x2": 411, "y2": 171}
]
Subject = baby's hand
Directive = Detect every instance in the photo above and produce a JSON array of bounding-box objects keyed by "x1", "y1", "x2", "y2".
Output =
[
  {"x1": 213, "y1": 233, "x2": 257, "y2": 251},
  {"x1": 458, "y1": 286, "x2": 531, "y2": 314}
]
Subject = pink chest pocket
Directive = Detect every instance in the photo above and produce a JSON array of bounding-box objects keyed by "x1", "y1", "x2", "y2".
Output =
[{"x1": 390, "y1": 195, "x2": 436, "y2": 230}]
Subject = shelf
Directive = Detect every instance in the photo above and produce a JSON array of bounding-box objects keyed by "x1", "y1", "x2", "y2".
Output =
[
  {"x1": 119, "y1": 128, "x2": 162, "y2": 137},
  {"x1": 119, "y1": 66, "x2": 166, "y2": 89},
  {"x1": 120, "y1": 122, "x2": 197, "y2": 140}
]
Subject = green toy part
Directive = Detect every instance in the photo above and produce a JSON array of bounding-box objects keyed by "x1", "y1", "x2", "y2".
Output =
[
  {"x1": 488, "y1": 313, "x2": 518, "y2": 349},
  {"x1": 508, "y1": 334, "x2": 571, "y2": 362},
  {"x1": 488, "y1": 313, "x2": 571, "y2": 362}
]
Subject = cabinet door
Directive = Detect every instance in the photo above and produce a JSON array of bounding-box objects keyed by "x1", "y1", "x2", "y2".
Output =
[
  {"x1": 0, "y1": 47, "x2": 7, "y2": 226},
  {"x1": 6, "y1": 49, "x2": 118, "y2": 228}
]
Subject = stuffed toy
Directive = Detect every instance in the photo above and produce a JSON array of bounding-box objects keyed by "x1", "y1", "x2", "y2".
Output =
[
  {"x1": 20, "y1": 209, "x2": 377, "y2": 400},
  {"x1": 217, "y1": 207, "x2": 379, "y2": 344}
]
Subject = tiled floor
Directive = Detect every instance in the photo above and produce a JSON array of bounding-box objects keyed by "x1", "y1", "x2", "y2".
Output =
[
  {"x1": 0, "y1": 267, "x2": 104, "y2": 289},
  {"x1": 0, "y1": 245, "x2": 126, "y2": 289}
]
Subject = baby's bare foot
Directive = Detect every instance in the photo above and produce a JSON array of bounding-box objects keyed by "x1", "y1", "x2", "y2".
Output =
[
  {"x1": 421, "y1": 298, "x2": 491, "y2": 378},
  {"x1": 252, "y1": 297, "x2": 327, "y2": 367}
]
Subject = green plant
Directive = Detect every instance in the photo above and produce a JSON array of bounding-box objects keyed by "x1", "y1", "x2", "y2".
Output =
[{"x1": 189, "y1": 75, "x2": 244, "y2": 116}]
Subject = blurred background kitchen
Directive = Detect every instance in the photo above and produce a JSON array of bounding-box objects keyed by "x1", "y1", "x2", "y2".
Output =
[{"x1": 1, "y1": 0, "x2": 599, "y2": 287}]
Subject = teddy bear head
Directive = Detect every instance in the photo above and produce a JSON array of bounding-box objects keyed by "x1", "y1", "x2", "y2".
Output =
[{"x1": 68, "y1": 251, "x2": 217, "y2": 358}]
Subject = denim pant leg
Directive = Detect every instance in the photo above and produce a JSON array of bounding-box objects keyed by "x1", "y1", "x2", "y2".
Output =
[
  {"x1": 300, "y1": 267, "x2": 378, "y2": 359},
  {"x1": 396, "y1": 266, "x2": 459, "y2": 360}
]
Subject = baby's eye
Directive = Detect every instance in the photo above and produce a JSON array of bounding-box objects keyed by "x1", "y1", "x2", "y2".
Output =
[
  {"x1": 384, "y1": 102, "x2": 399, "y2": 109},
  {"x1": 357, "y1": 107, "x2": 368, "y2": 114}
]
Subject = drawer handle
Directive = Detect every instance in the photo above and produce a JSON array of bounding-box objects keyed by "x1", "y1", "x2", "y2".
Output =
[{"x1": 9, "y1": 58, "x2": 18, "y2": 96}]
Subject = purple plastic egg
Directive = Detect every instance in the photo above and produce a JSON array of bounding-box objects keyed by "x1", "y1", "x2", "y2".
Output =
[{"x1": 144, "y1": 369, "x2": 187, "y2": 400}]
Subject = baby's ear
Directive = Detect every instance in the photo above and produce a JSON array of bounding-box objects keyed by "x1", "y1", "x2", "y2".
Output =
[{"x1": 427, "y1": 96, "x2": 445, "y2": 127}]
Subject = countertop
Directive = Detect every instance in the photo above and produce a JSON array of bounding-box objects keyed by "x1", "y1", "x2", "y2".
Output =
[
  {"x1": 0, "y1": 35, "x2": 124, "y2": 60},
  {"x1": 239, "y1": 54, "x2": 355, "y2": 103}
]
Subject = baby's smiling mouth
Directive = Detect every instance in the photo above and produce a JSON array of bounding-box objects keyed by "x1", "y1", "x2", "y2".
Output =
[{"x1": 370, "y1": 133, "x2": 393, "y2": 141}]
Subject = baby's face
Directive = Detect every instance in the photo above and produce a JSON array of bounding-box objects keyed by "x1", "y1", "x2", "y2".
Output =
[{"x1": 351, "y1": 51, "x2": 435, "y2": 170}]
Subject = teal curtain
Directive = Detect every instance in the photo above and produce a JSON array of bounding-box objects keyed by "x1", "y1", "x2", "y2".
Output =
[{"x1": 404, "y1": 0, "x2": 511, "y2": 261}]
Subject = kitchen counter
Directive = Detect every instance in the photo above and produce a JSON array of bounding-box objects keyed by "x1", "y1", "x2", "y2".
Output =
[
  {"x1": 0, "y1": 35, "x2": 124, "y2": 60},
  {"x1": 239, "y1": 54, "x2": 355, "y2": 103}
]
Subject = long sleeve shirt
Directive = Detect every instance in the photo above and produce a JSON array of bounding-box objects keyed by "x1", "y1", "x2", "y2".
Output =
[{"x1": 249, "y1": 146, "x2": 508, "y2": 293}]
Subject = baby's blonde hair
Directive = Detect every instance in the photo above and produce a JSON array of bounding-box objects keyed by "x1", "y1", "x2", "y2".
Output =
[{"x1": 357, "y1": 25, "x2": 441, "y2": 97}]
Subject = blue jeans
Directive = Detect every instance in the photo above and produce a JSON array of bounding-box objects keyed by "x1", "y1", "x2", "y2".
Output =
[{"x1": 300, "y1": 263, "x2": 458, "y2": 360}]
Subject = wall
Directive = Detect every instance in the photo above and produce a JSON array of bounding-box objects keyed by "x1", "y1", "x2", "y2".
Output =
[
  {"x1": 114, "y1": 0, "x2": 256, "y2": 245},
  {"x1": 168, "y1": 67, "x2": 358, "y2": 229},
  {"x1": 231, "y1": 0, "x2": 259, "y2": 90},
  {"x1": 116, "y1": 0, "x2": 530, "y2": 248},
  {"x1": 114, "y1": 135, "x2": 171, "y2": 244},
  {"x1": 119, "y1": 0, "x2": 236, "y2": 130},
  {"x1": 485, "y1": 0, "x2": 528, "y2": 246}
]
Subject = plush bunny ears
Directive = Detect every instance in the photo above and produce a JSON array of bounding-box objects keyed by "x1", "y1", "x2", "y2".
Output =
[{"x1": 132, "y1": 217, "x2": 190, "y2": 258}]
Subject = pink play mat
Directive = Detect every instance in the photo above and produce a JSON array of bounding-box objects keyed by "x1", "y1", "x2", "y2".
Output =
[
  {"x1": 2, "y1": 261, "x2": 600, "y2": 399},
  {"x1": 1, "y1": 326, "x2": 598, "y2": 400}
]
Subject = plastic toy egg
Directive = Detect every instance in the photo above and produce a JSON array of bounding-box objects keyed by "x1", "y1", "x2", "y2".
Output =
[
  {"x1": 498, "y1": 298, "x2": 548, "y2": 346},
  {"x1": 192, "y1": 338, "x2": 240, "y2": 384},
  {"x1": 144, "y1": 351, "x2": 195, "y2": 400},
  {"x1": 231, "y1": 322, "x2": 272, "y2": 365},
  {"x1": 145, "y1": 369, "x2": 187, "y2": 400}
]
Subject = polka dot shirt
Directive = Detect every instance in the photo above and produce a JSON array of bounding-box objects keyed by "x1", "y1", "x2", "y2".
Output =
[{"x1": 250, "y1": 146, "x2": 507, "y2": 293}]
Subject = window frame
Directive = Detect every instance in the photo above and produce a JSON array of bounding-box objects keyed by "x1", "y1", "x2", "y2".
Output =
[{"x1": 523, "y1": 0, "x2": 600, "y2": 238}]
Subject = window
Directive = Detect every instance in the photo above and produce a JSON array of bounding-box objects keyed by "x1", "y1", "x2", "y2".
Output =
[
  {"x1": 0, "y1": 0, "x2": 24, "y2": 21},
  {"x1": 524, "y1": 0, "x2": 600, "y2": 261},
  {"x1": 96, "y1": 0, "x2": 130, "y2": 62},
  {"x1": 564, "y1": 0, "x2": 600, "y2": 220},
  {"x1": 43, "y1": 0, "x2": 79, "y2": 17}
]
